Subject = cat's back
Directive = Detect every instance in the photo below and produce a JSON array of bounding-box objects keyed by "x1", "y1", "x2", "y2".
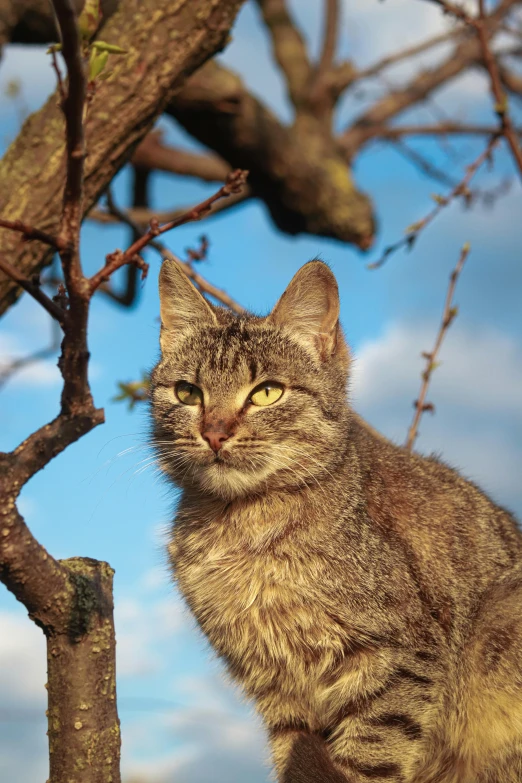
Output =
[{"x1": 350, "y1": 414, "x2": 522, "y2": 594}]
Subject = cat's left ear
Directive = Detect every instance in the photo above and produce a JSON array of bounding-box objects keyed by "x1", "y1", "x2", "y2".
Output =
[
  {"x1": 158, "y1": 259, "x2": 217, "y2": 351},
  {"x1": 268, "y1": 260, "x2": 342, "y2": 362}
]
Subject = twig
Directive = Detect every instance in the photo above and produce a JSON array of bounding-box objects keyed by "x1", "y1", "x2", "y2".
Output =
[
  {"x1": 0, "y1": 255, "x2": 65, "y2": 323},
  {"x1": 405, "y1": 242, "x2": 470, "y2": 451},
  {"x1": 0, "y1": 218, "x2": 63, "y2": 249},
  {"x1": 87, "y1": 187, "x2": 249, "y2": 227},
  {"x1": 355, "y1": 28, "x2": 465, "y2": 83},
  {"x1": 368, "y1": 134, "x2": 499, "y2": 269},
  {"x1": 0, "y1": 319, "x2": 61, "y2": 390},
  {"x1": 50, "y1": 49, "x2": 66, "y2": 103},
  {"x1": 104, "y1": 188, "x2": 245, "y2": 314},
  {"x1": 89, "y1": 169, "x2": 249, "y2": 294},
  {"x1": 474, "y1": 0, "x2": 522, "y2": 176},
  {"x1": 424, "y1": 0, "x2": 522, "y2": 176},
  {"x1": 376, "y1": 122, "x2": 522, "y2": 138},
  {"x1": 388, "y1": 139, "x2": 459, "y2": 187}
]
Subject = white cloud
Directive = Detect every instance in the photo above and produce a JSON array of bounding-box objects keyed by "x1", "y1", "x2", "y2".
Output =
[
  {"x1": 0, "y1": 333, "x2": 60, "y2": 388},
  {"x1": 116, "y1": 595, "x2": 190, "y2": 678},
  {"x1": 123, "y1": 673, "x2": 269, "y2": 783},
  {"x1": 350, "y1": 320, "x2": 522, "y2": 512},
  {"x1": 352, "y1": 322, "x2": 522, "y2": 417},
  {"x1": 0, "y1": 610, "x2": 46, "y2": 703}
]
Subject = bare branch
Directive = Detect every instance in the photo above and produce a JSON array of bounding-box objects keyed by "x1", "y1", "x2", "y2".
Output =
[
  {"x1": 377, "y1": 122, "x2": 522, "y2": 138},
  {"x1": 421, "y1": 0, "x2": 522, "y2": 176},
  {"x1": 341, "y1": 0, "x2": 517, "y2": 156},
  {"x1": 354, "y1": 27, "x2": 464, "y2": 83},
  {"x1": 103, "y1": 188, "x2": 245, "y2": 313},
  {"x1": 387, "y1": 139, "x2": 459, "y2": 187},
  {"x1": 132, "y1": 131, "x2": 232, "y2": 182},
  {"x1": 54, "y1": 0, "x2": 86, "y2": 258},
  {"x1": 254, "y1": 0, "x2": 311, "y2": 107},
  {"x1": 88, "y1": 188, "x2": 250, "y2": 228},
  {"x1": 405, "y1": 242, "x2": 470, "y2": 451},
  {"x1": 0, "y1": 254, "x2": 65, "y2": 323},
  {"x1": 0, "y1": 218, "x2": 63, "y2": 249},
  {"x1": 475, "y1": 4, "x2": 522, "y2": 175},
  {"x1": 315, "y1": 0, "x2": 340, "y2": 83},
  {"x1": 368, "y1": 133, "x2": 499, "y2": 269},
  {"x1": 88, "y1": 169, "x2": 249, "y2": 294},
  {"x1": 0, "y1": 319, "x2": 60, "y2": 390}
]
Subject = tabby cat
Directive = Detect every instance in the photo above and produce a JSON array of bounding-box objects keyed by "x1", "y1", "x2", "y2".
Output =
[{"x1": 150, "y1": 258, "x2": 522, "y2": 783}]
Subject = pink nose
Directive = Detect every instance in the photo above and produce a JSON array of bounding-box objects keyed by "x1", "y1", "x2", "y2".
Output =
[{"x1": 202, "y1": 431, "x2": 230, "y2": 453}]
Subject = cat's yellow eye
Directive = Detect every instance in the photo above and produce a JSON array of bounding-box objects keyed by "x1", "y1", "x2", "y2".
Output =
[
  {"x1": 249, "y1": 382, "x2": 284, "y2": 407},
  {"x1": 175, "y1": 381, "x2": 203, "y2": 406}
]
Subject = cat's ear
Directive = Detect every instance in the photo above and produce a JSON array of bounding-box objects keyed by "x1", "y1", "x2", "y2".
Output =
[
  {"x1": 268, "y1": 261, "x2": 342, "y2": 361},
  {"x1": 159, "y1": 259, "x2": 217, "y2": 350}
]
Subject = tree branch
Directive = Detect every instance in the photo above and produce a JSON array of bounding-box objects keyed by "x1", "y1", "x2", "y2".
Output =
[
  {"x1": 88, "y1": 169, "x2": 248, "y2": 293},
  {"x1": 0, "y1": 254, "x2": 65, "y2": 322},
  {"x1": 0, "y1": 0, "x2": 247, "y2": 317},
  {"x1": 377, "y1": 122, "x2": 522, "y2": 137},
  {"x1": 103, "y1": 186, "x2": 245, "y2": 312},
  {"x1": 405, "y1": 242, "x2": 470, "y2": 451},
  {"x1": 353, "y1": 27, "x2": 464, "y2": 84},
  {"x1": 132, "y1": 131, "x2": 232, "y2": 182},
  {"x1": 368, "y1": 133, "x2": 499, "y2": 269},
  {"x1": 253, "y1": 0, "x2": 312, "y2": 107}
]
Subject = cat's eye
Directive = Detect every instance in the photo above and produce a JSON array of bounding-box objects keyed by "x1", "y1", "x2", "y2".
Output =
[
  {"x1": 249, "y1": 381, "x2": 284, "y2": 407},
  {"x1": 175, "y1": 381, "x2": 203, "y2": 406}
]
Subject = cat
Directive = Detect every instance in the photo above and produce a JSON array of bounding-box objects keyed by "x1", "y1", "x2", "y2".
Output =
[{"x1": 150, "y1": 258, "x2": 522, "y2": 783}]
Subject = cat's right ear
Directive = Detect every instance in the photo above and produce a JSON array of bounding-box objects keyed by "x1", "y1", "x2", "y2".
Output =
[{"x1": 159, "y1": 259, "x2": 217, "y2": 351}]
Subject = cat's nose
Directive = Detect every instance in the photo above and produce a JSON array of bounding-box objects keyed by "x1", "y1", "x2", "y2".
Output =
[{"x1": 202, "y1": 431, "x2": 230, "y2": 453}]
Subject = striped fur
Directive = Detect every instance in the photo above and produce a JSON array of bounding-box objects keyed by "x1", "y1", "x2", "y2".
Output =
[{"x1": 150, "y1": 259, "x2": 522, "y2": 782}]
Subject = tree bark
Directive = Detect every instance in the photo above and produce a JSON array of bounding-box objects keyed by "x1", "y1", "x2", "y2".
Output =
[
  {"x1": 167, "y1": 62, "x2": 376, "y2": 248},
  {"x1": 46, "y1": 558, "x2": 120, "y2": 783},
  {"x1": 0, "y1": 0, "x2": 245, "y2": 316}
]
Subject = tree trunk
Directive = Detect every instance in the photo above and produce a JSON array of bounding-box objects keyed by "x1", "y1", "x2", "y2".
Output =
[{"x1": 46, "y1": 558, "x2": 120, "y2": 783}]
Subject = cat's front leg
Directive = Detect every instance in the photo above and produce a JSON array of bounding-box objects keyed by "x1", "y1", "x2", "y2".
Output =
[{"x1": 269, "y1": 728, "x2": 350, "y2": 783}]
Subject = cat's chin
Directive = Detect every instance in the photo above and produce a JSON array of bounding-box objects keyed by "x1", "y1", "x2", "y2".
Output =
[{"x1": 195, "y1": 461, "x2": 275, "y2": 500}]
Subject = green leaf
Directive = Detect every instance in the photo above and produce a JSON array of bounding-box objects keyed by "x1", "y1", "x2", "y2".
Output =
[
  {"x1": 89, "y1": 49, "x2": 109, "y2": 81},
  {"x1": 46, "y1": 43, "x2": 62, "y2": 54},
  {"x1": 92, "y1": 40, "x2": 127, "y2": 54}
]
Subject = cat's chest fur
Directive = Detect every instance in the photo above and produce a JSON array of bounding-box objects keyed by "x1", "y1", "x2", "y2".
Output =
[{"x1": 169, "y1": 496, "x2": 366, "y2": 708}]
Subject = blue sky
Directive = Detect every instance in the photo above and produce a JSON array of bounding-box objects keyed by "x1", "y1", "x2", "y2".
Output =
[{"x1": 1, "y1": 1, "x2": 521, "y2": 781}]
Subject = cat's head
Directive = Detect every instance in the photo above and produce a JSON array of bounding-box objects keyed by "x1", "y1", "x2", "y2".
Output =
[{"x1": 150, "y1": 260, "x2": 352, "y2": 500}]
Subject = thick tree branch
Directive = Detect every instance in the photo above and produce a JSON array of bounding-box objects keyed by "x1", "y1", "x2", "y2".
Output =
[
  {"x1": 168, "y1": 61, "x2": 375, "y2": 248},
  {"x1": 132, "y1": 131, "x2": 232, "y2": 182},
  {"x1": 253, "y1": 0, "x2": 312, "y2": 107},
  {"x1": 0, "y1": 0, "x2": 246, "y2": 317}
]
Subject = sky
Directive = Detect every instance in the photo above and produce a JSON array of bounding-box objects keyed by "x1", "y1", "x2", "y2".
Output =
[{"x1": 0, "y1": 1, "x2": 521, "y2": 781}]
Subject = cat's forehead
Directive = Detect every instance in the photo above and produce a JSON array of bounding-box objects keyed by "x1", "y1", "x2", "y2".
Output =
[{"x1": 159, "y1": 317, "x2": 314, "y2": 388}]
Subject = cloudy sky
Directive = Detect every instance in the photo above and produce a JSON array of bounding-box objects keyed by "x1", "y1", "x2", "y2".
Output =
[{"x1": 1, "y1": 1, "x2": 521, "y2": 782}]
